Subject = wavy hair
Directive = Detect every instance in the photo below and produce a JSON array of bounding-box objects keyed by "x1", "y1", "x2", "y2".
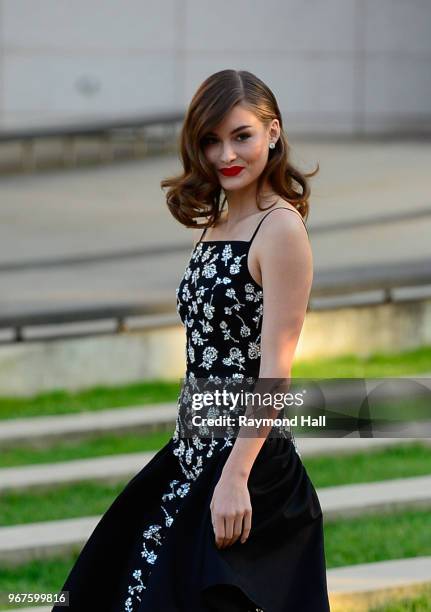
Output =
[{"x1": 161, "y1": 69, "x2": 318, "y2": 229}]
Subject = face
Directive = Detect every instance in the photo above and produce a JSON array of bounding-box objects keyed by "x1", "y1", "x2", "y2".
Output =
[{"x1": 201, "y1": 103, "x2": 280, "y2": 192}]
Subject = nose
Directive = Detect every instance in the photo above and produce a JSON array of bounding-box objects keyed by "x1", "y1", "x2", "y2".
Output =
[{"x1": 220, "y1": 141, "x2": 237, "y2": 164}]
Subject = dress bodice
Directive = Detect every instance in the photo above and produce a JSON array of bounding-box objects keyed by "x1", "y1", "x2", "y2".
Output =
[
  {"x1": 173, "y1": 207, "x2": 306, "y2": 472},
  {"x1": 175, "y1": 238, "x2": 264, "y2": 380}
]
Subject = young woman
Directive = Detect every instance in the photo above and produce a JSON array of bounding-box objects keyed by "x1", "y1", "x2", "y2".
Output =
[{"x1": 52, "y1": 69, "x2": 330, "y2": 611}]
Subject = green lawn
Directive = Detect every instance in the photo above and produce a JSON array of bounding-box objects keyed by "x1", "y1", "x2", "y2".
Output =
[
  {"x1": 304, "y1": 441, "x2": 431, "y2": 488},
  {"x1": 0, "y1": 430, "x2": 173, "y2": 468},
  {"x1": 0, "y1": 480, "x2": 126, "y2": 527},
  {"x1": 1, "y1": 442, "x2": 430, "y2": 527},
  {"x1": 0, "y1": 379, "x2": 181, "y2": 420},
  {"x1": 324, "y1": 508, "x2": 431, "y2": 568},
  {"x1": 1, "y1": 345, "x2": 431, "y2": 420},
  {"x1": 0, "y1": 509, "x2": 430, "y2": 608},
  {"x1": 370, "y1": 587, "x2": 431, "y2": 611},
  {"x1": 292, "y1": 345, "x2": 431, "y2": 378}
]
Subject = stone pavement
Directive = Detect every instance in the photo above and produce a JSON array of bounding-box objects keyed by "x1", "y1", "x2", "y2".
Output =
[{"x1": 1, "y1": 140, "x2": 431, "y2": 317}]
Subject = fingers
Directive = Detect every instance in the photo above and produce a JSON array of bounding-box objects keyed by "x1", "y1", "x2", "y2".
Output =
[
  {"x1": 240, "y1": 508, "x2": 252, "y2": 544},
  {"x1": 227, "y1": 514, "x2": 244, "y2": 547},
  {"x1": 212, "y1": 511, "x2": 252, "y2": 549},
  {"x1": 213, "y1": 514, "x2": 226, "y2": 550},
  {"x1": 223, "y1": 514, "x2": 234, "y2": 548}
]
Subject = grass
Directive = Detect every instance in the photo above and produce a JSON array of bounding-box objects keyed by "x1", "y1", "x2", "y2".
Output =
[
  {"x1": 1, "y1": 442, "x2": 430, "y2": 526},
  {"x1": 0, "y1": 553, "x2": 79, "y2": 609},
  {"x1": 370, "y1": 586, "x2": 431, "y2": 611},
  {"x1": 292, "y1": 345, "x2": 431, "y2": 378},
  {"x1": 304, "y1": 441, "x2": 431, "y2": 488},
  {"x1": 1, "y1": 418, "x2": 430, "y2": 473},
  {"x1": 324, "y1": 508, "x2": 431, "y2": 568},
  {"x1": 0, "y1": 481, "x2": 127, "y2": 527},
  {"x1": 0, "y1": 379, "x2": 181, "y2": 420},
  {"x1": 0, "y1": 429, "x2": 173, "y2": 468},
  {"x1": 1, "y1": 345, "x2": 431, "y2": 420},
  {"x1": 0, "y1": 508, "x2": 430, "y2": 607}
]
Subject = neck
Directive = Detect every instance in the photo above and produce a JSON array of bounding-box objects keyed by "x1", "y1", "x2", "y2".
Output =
[{"x1": 223, "y1": 179, "x2": 277, "y2": 225}]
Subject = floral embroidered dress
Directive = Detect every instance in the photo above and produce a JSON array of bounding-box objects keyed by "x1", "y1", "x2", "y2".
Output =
[{"x1": 52, "y1": 207, "x2": 330, "y2": 612}]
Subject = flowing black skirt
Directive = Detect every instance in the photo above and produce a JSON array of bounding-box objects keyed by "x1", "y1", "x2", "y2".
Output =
[{"x1": 52, "y1": 435, "x2": 330, "y2": 611}]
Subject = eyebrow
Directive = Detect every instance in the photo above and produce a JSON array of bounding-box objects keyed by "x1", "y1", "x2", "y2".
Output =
[{"x1": 206, "y1": 124, "x2": 252, "y2": 137}]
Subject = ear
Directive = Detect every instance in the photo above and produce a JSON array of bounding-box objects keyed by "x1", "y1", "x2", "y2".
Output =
[{"x1": 269, "y1": 118, "x2": 280, "y2": 142}]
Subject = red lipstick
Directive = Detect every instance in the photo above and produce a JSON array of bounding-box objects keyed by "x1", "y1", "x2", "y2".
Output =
[{"x1": 219, "y1": 166, "x2": 245, "y2": 177}]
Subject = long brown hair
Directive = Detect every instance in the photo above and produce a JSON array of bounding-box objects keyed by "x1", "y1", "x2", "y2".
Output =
[{"x1": 161, "y1": 69, "x2": 318, "y2": 229}]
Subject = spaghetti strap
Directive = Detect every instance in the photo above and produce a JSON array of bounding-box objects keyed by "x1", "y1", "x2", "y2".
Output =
[
  {"x1": 197, "y1": 226, "x2": 208, "y2": 244},
  {"x1": 249, "y1": 206, "x2": 308, "y2": 246}
]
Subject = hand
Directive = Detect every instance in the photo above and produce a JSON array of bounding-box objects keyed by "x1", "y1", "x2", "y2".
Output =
[{"x1": 210, "y1": 472, "x2": 252, "y2": 549}]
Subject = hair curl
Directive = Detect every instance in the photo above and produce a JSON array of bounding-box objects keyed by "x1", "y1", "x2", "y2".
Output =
[{"x1": 161, "y1": 69, "x2": 318, "y2": 229}]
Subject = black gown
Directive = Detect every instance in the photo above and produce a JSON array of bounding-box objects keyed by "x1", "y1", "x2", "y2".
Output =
[{"x1": 52, "y1": 207, "x2": 330, "y2": 611}]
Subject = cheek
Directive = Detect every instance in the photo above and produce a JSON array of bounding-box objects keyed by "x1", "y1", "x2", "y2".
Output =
[
  {"x1": 244, "y1": 140, "x2": 267, "y2": 163},
  {"x1": 202, "y1": 146, "x2": 215, "y2": 164}
]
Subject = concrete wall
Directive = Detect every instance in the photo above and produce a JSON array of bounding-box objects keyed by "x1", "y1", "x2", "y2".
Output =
[
  {"x1": 1, "y1": 0, "x2": 430, "y2": 135},
  {"x1": 1, "y1": 297, "x2": 430, "y2": 396}
]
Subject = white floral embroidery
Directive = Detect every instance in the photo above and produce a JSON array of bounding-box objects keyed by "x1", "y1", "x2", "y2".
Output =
[
  {"x1": 181, "y1": 283, "x2": 191, "y2": 302},
  {"x1": 201, "y1": 246, "x2": 218, "y2": 262},
  {"x1": 210, "y1": 276, "x2": 231, "y2": 290},
  {"x1": 236, "y1": 314, "x2": 251, "y2": 337},
  {"x1": 202, "y1": 262, "x2": 217, "y2": 278},
  {"x1": 125, "y1": 238, "x2": 297, "y2": 611},
  {"x1": 187, "y1": 345, "x2": 195, "y2": 363},
  {"x1": 219, "y1": 320, "x2": 239, "y2": 343},
  {"x1": 199, "y1": 319, "x2": 213, "y2": 334},
  {"x1": 253, "y1": 303, "x2": 263, "y2": 327},
  {"x1": 248, "y1": 338, "x2": 261, "y2": 359},
  {"x1": 199, "y1": 346, "x2": 218, "y2": 370},
  {"x1": 191, "y1": 329, "x2": 208, "y2": 346},
  {"x1": 203, "y1": 296, "x2": 215, "y2": 319},
  {"x1": 222, "y1": 347, "x2": 246, "y2": 370},
  {"x1": 229, "y1": 254, "x2": 246, "y2": 274},
  {"x1": 221, "y1": 244, "x2": 233, "y2": 264},
  {"x1": 191, "y1": 267, "x2": 200, "y2": 286}
]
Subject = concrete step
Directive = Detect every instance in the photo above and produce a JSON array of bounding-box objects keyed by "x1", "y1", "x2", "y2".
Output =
[
  {"x1": 1, "y1": 474, "x2": 431, "y2": 564},
  {"x1": 2, "y1": 556, "x2": 431, "y2": 612},
  {"x1": 1, "y1": 438, "x2": 429, "y2": 493},
  {"x1": 0, "y1": 452, "x2": 155, "y2": 492},
  {"x1": 319, "y1": 473, "x2": 431, "y2": 520},
  {"x1": 0, "y1": 515, "x2": 100, "y2": 564},
  {"x1": 2, "y1": 393, "x2": 430, "y2": 448},
  {"x1": 328, "y1": 555, "x2": 431, "y2": 611},
  {"x1": 0, "y1": 403, "x2": 177, "y2": 447}
]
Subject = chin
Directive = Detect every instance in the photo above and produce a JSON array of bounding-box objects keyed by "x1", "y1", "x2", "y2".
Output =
[{"x1": 221, "y1": 177, "x2": 254, "y2": 190}]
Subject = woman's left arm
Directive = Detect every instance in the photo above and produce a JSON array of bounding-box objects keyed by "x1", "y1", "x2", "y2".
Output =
[{"x1": 210, "y1": 210, "x2": 313, "y2": 549}]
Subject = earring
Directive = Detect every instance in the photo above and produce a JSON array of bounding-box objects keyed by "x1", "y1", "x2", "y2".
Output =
[{"x1": 269, "y1": 142, "x2": 276, "y2": 149}]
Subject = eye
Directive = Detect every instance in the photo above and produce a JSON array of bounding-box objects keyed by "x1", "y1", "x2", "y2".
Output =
[{"x1": 202, "y1": 132, "x2": 251, "y2": 146}]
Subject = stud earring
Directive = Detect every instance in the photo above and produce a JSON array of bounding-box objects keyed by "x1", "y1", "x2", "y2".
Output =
[{"x1": 269, "y1": 142, "x2": 276, "y2": 149}]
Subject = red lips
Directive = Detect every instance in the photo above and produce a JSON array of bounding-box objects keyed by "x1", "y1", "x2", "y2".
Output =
[{"x1": 219, "y1": 166, "x2": 245, "y2": 176}]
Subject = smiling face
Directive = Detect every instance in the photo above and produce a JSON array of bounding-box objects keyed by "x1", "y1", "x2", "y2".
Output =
[{"x1": 201, "y1": 103, "x2": 280, "y2": 193}]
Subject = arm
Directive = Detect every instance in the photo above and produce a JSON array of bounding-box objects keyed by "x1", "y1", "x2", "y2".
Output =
[{"x1": 210, "y1": 210, "x2": 313, "y2": 549}]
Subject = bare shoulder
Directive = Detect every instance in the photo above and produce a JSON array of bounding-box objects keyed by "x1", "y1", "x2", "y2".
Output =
[
  {"x1": 259, "y1": 203, "x2": 308, "y2": 242},
  {"x1": 254, "y1": 203, "x2": 312, "y2": 276}
]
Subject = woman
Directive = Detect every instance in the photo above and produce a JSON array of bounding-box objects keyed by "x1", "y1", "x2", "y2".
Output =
[{"x1": 52, "y1": 69, "x2": 330, "y2": 611}]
